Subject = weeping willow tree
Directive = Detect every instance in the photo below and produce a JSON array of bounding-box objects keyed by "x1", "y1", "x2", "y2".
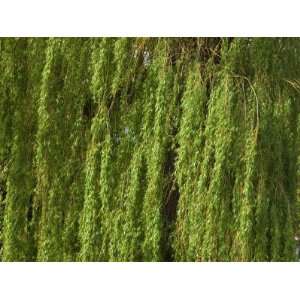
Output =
[{"x1": 0, "y1": 37, "x2": 299, "y2": 261}]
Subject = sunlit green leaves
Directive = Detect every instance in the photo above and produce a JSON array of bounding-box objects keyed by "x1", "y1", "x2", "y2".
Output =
[{"x1": 0, "y1": 38, "x2": 299, "y2": 261}]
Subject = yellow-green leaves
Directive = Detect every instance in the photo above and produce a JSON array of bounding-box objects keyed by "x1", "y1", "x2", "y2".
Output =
[{"x1": 0, "y1": 38, "x2": 299, "y2": 261}]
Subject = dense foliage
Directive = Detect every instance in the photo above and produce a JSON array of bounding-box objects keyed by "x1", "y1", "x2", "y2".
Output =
[{"x1": 0, "y1": 38, "x2": 299, "y2": 261}]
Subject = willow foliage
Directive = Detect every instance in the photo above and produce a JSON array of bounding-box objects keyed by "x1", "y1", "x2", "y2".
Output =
[
  {"x1": 0, "y1": 38, "x2": 299, "y2": 261},
  {"x1": 1, "y1": 39, "x2": 47, "y2": 261}
]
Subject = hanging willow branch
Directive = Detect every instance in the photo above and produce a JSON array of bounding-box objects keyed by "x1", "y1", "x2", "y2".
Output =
[{"x1": 0, "y1": 37, "x2": 299, "y2": 261}]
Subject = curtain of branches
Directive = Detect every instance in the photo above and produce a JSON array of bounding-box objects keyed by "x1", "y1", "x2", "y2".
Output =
[{"x1": 0, "y1": 38, "x2": 299, "y2": 261}]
